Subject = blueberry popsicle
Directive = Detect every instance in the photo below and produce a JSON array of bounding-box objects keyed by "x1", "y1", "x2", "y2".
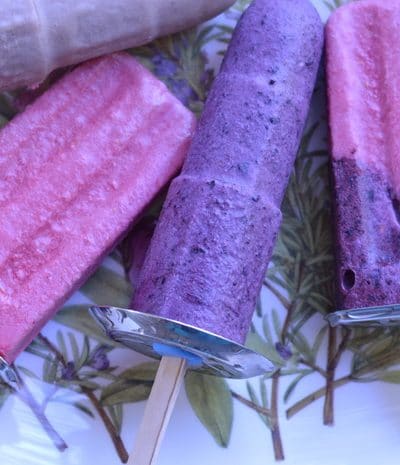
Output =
[
  {"x1": 0, "y1": 0, "x2": 234, "y2": 92},
  {"x1": 0, "y1": 52, "x2": 196, "y2": 363},
  {"x1": 326, "y1": 0, "x2": 400, "y2": 311},
  {"x1": 133, "y1": 0, "x2": 323, "y2": 344}
]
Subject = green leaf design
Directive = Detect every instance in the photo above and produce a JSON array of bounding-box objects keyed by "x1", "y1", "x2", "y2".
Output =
[
  {"x1": 16, "y1": 366, "x2": 40, "y2": 380},
  {"x1": 77, "y1": 336, "x2": 90, "y2": 370},
  {"x1": 101, "y1": 383, "x2": 152, "y2": 406},
  {"x1": 43, "y1": 356, "x2": 59, "y2": 384},
  {"x1": 185, "y1": 372, "x2": 233, "y2": 448},
  {"x1": 100, "y1": 362, "x2": 158, "y2": 406},
  {"x1": 107, "y1": 404, "x2": 124, "y2": 434},
  {"x1": 246, "y1": 330, "x2": 284, "y2": 366},
  {"x1": 73, "y1": 401, "x2": 94, "y2": 418},
  {"x1": 378, "y1": 371, "x2": 400, "y2": 384},
  {"x1": 283, "y1": 372, "x2": 312, "y2": 403},
  {"x1": 80, "y1": 266, "x2": 132, "y2": 307},
  {"x1": 119, "y1": 362, "x2": 159, "y2": 381},
  {"x1": 68, "y1": 332, "x2": 80, "y2": 367}
]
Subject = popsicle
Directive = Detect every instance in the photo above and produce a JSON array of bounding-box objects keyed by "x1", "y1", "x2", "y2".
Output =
[
  {"x1": 0, "y1": 0, "x2": 234, "y2": 92},
  {"x1": 326, "y1": 0, "x2": 400, "y2": 313},
  {"x1": 107, "y1": 0, "x2": 322, "y2": 463},
  {"x1": 0, "y1": 52, "x2": 196, "y2": 364},
  {"x1": 133, "y1": 0, "x2": 324, "y2": 344}
]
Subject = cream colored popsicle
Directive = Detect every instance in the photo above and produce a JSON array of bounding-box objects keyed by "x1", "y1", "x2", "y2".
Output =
[{"x1": 0, "y1": 0, "x2": 234, "y2": 91}]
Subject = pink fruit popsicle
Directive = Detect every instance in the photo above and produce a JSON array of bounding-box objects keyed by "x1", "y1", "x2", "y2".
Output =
[
  {"x1": 0, "y1": 52, "x2": 196, "y2": 363},
  {"x1": 133, "y1": 0, "x2": 323, "y2": 344},
  {"x1": 0, "y1": 0, "x2": 234, "y2": 92},
  {"x1": 326, "y1": 0, "x2": 400, "y2": 310}
]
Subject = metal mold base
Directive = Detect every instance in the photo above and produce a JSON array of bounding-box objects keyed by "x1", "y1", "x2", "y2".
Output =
[
  {"x1": 89, "y1": 306, "x2": 274, "y2": 378},
  {"x1": 327, "y1": 304, "x2": 400, "y2": 327},
  {"x1": 0, "y1": 357, "x2": 19, "y2": 389}
]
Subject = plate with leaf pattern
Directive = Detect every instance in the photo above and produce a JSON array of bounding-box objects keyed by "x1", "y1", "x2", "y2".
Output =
[{"x1": 1, "y1": 2, "x2": 398, "y2": 465}]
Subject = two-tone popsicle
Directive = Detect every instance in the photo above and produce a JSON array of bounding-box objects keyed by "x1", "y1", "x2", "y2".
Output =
[{"x1": 326, "y1": 0, "x2": 400, "y2": 326}]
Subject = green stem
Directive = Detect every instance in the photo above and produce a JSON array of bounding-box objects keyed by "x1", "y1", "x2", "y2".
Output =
[
  {"x1": 286, "y1": 375, "x2": 351, "y2": 419},
  {"x1": 323, "y1": 326, "x2": 336, "y2": 425},
  {"x1": 230, "y1": 390, "x2": 271, "y2": 416},
  {"x1": 82, "y1": 387, "x2": 128, "y2": 463},
  {"x1": 298, "y1": 358, "x2": 326, "y2": 377},
  {"x1": 323, "y1": 327, "x2": 351, "y2": 425},
  {"x1": 270, "y1": 372, "x2": 284, "y2": 461}
]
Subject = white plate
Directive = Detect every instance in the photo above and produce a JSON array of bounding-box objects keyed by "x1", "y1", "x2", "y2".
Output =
[{"x1": 1, "y1": 2, "x2": 397, "y2": 465}]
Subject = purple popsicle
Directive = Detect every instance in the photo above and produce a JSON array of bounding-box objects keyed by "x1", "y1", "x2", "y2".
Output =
[{"x1": 133, "y1": 0, "x2": 323, "y2": 344}]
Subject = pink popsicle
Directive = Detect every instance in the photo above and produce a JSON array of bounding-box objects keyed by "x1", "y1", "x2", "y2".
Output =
[{"x1": 0, "y1": 53, "x2": 196, "y2": 363}]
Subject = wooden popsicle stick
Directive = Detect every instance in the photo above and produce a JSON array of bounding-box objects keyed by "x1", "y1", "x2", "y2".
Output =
[{"x1": 128, "y1": 356, "x2": 187, "y2": 465}]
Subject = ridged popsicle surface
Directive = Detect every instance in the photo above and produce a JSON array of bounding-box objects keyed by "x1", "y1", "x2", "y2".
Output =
[
  {"x1": 0, "y1": 53, "x2": 196, "y2": 362},
  {"x1": 133, "y1": 0, "x2": 323, "y2": 343}
]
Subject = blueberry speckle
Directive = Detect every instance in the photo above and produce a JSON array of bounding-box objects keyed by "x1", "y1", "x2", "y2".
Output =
[
  {"x1": 269, "y1": 80, "x2": 276, "y2": 85},
  {"x1": 191, "y1": 246, "x2": 205, "y2": 254},
  {"x1": 367, "y1": 190, "x2": 375, "y2": 202},
  {"x1": 238, "y1": 162, "x2": 250, "y2": 174}
]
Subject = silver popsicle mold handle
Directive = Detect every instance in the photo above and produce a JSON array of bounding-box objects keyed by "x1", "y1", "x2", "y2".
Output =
[{"x1": 327, "y1": 304, "x2": 400, "y2": 327}]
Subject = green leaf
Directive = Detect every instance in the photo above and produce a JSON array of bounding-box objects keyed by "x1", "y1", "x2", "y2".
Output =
[
  {"x1": 71, "y1": 379, "x2": 100, "y2": 390},
  {"x1": 43, "y1": 356, "x2": 59, "y2": 384},
  {"x1": 16, "y1": 365, "x2": 40, "y2": 380},
  {"x1": 107, "y1": 404, "x2": 123, "y2": 434},
  {"x1": 271, "y1": 308, "x2": 282, "y2": 341},
  {"x1": 311, "y1": 325, "x2": 328, "y2": 361},
  {"x1": 56, "y1": 331, "x2": 68, "y2": 362},
  {"x1": 77, "y1": 336, "x2": 90, "y2": 370},
  {"x1": 101, "y1": 383, "x2": 152, "y2": 406},
  {"x1": 54, "y1": 305, "x2": 120, "y2": 346},
  {"x1": 246, "y1": 381, "x2": 270, "y2": 428},
  {"x1": 378, "y1": 371, "x2": 400, "y2": 384},
  {"x1": 73, "y1": 401, "x2": 94, "y2": 418},
  {"x1": 80, "y1": 266, "x2": 132, "y2": 307},
  {"x1": 246, "y1": 331, "x2": 284, "y2": 366},
  {"x1": 68, "y1": 332, "x2": 80, "y2": 367},
  {"x1": 119, "y1": 362, "x2": 158, "y2": 382},
  {"x1": 283, "y1": 372, "x2": 311, "y2": 403},
  {"x1": 185, "y1": 372, "x2": 233, "y2": 448},
  {"x1": 100, "y1": 364, "x2": 157, "y2": 405}
]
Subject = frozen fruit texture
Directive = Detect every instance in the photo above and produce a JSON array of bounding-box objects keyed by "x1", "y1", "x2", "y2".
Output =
[
  {"x1": 0, "y1": 52, "x2": 196, "y2": 362},
  {"x1": 326, "y1": 0, "x2": 400, "y2": 309},
  {"x1": 133, "y1": 0, "x2": 323, "y2": 343}
]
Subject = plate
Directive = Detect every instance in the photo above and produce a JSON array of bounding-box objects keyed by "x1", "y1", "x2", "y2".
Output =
[{"x1": 1, "y1": 2, "x2": 398, "y2": 465}]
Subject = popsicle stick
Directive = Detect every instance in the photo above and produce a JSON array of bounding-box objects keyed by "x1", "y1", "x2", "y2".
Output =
[{"x1": 129, "y1": 356, "x2": 187, "y2": 465}]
